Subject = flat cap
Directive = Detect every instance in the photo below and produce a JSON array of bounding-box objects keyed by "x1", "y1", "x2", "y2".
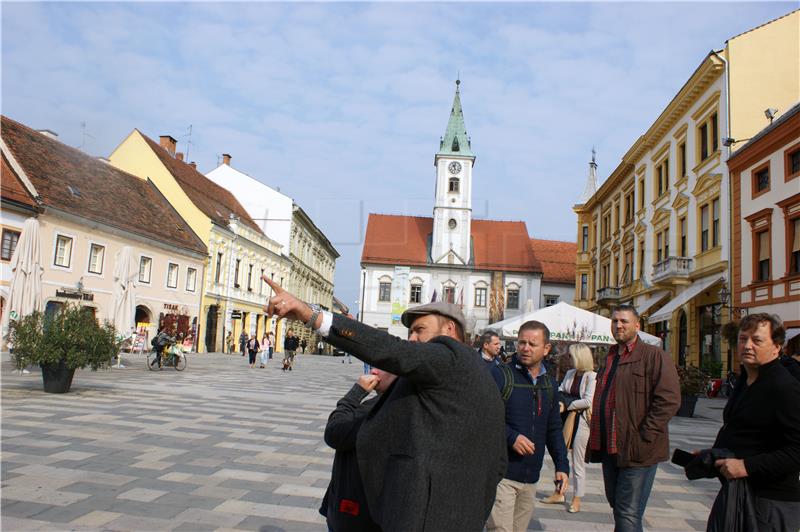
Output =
[{"x1": 400, "y1": 302, "x2": 466, "y2": 332}]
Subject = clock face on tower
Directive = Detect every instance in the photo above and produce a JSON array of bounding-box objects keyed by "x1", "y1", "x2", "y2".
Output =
[{"x1": 448, "y1": 161, "x2": 462, "y2": 174}]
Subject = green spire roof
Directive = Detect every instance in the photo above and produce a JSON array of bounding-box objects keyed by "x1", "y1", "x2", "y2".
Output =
[{"x1": 438, "y1": 80, "x2": 474, "y2": 157}]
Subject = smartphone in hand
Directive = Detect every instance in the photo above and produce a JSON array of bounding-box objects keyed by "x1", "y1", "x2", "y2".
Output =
[{"x1": 671, "y1": 448, "x2": 695, "y2": 467}]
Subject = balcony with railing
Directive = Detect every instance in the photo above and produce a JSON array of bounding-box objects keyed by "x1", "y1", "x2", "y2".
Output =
[
  {"x1": 652, "y1": 257, "x2": 693, "y2": 284},
  {"x1": 596, "y1": 286, "x2": 621, "y2": 304}
]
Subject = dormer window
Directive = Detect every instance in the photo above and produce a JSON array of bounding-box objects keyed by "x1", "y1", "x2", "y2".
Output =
[{"x1": 449, "y1": 177, "x2": 460, "y2": 193}]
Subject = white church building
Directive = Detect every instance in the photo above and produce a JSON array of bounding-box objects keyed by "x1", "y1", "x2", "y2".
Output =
[{"x1": 359, "y1": 82, "x2": 575, "y2": 338}]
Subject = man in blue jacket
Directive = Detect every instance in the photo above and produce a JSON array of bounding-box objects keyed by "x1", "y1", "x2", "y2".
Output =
[{"x1": 488, "y1": 320, "x2": 570, "y2": 532}]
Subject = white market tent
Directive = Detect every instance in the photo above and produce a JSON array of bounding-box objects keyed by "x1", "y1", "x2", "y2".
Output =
[{"x1": 482, "y1": 301, "x2": 662, "y2": 347}]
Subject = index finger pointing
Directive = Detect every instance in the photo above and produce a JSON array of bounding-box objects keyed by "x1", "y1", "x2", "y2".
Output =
[{"x1": 263, "y1": 276, "x2": 284, "y2": 293}]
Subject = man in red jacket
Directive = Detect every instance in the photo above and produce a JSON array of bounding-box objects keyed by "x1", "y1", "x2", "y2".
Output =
[{"x1": 587, "y1": 305, "x2": 680, "y2": 532}]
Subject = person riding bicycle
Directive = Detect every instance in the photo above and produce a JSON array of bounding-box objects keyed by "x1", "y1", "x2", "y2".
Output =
[{"x1": 150, "y1": 329, "x2": 175, "y2": 368}]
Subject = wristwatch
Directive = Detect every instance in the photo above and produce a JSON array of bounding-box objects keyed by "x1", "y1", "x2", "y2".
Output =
[{"x1": 305, "y1": 304, "x2": 321, "y2": 330}]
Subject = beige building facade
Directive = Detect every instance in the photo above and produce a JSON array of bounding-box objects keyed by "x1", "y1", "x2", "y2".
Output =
[
  {"x1": 574, "y1": 11, "x2": 799, "y2": 373},
  {"x1": 286, "y1": 205, "x2": 338, "y2": 350},
  {"x1": 1, "y1": 116, "x2": 208, "y2": 346}
]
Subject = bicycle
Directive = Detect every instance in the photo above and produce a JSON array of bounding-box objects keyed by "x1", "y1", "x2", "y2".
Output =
[{"x1": 147, "y1": 343, "x2": 187, "y2": 371}]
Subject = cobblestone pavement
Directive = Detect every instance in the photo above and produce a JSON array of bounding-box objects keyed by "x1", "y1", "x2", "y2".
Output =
[{"x1": 2, "y1": 352, "x2": 724, "y2": 531}]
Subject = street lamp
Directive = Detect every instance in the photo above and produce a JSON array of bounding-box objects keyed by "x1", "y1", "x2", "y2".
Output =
[{"x1": 718, "y1": 282, "x2": 748, "y2": 321}]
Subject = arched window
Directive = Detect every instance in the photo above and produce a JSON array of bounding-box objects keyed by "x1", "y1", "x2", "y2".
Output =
[{"x1": 449, "y1": 177, "x2": 460, "y2": 193}]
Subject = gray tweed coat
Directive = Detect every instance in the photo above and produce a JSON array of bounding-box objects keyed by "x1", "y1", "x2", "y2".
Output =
[{"x1": 325, "y1": 314, "x2": 507, "y2": 532}]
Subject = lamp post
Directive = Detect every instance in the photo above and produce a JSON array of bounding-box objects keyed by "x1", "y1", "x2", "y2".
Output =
[
  {"x1": 718, "y1": 283, "x2": 748, "y2": 374},
  {"x1": 718, "y1": 283, "x2": 748, "y2": 321}
]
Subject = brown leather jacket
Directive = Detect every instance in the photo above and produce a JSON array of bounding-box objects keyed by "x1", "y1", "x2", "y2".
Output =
[{"x1": 587, "y1": 341, "x2": 681, "y2": 467}]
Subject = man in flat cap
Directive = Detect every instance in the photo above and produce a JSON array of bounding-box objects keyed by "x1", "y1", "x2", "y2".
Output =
[{"x1": 264, "y1": 277, "x2": 506, "y2": 532}]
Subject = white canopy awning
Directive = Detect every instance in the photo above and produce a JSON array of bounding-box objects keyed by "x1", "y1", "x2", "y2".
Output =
[
  {"x1": 636, "y1": 290, "x2": 669, "y2": 316},
  {"x1": 649, "y1": 275, "x2": 725, "y2": 324},
  {"x1": 483, "y1": 301, "x2": 662, "y2": 346}
]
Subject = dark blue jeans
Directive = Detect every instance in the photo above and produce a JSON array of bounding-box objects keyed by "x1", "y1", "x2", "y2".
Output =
[{"x1": 601, "y1": 454, "x2": 657, "y2": 532}]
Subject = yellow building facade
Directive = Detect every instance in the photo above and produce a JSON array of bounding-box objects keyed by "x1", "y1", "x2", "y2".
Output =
[
  {"x1": 574, "y1": 10, "x2": 800, "y2": 374},
  {"x1": 109, "y1": 131, "x2": 286, "y2": 353}
]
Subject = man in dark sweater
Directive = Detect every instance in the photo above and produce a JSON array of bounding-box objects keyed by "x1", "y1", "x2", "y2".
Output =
[{"x1": 712, "y1": 313, "x2": 800, "y2": 532}]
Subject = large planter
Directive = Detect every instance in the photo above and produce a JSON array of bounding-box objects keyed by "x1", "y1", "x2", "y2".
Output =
[
  {"x1": 41, "y1": 360, "x2": 76, "y2": 394},
  {"x1": 677, "y1": 394, "x2": 699, "y2": 418}
]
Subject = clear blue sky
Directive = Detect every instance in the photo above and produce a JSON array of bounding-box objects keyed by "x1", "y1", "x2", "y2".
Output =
[{"x1": 2, "y1": 2, "x2": 795, "y2": 309}]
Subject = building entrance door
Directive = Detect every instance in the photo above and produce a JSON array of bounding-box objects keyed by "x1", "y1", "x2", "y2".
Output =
[{"x1": 205, "y1": 306, "x2": 218, "y2": 353}]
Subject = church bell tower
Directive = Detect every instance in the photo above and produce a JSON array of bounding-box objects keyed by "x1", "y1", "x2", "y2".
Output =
[{"x1": 432, "y1": 79, "x2": 475, "y2": 265}]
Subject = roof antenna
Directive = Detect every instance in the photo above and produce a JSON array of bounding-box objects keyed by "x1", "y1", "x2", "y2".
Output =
[
  {"x1": 181, "y1": 124, "x2": 194, "y2": 161},
  {"x1": 79, "y1": 122, "x2": 94, "y2": 152}
]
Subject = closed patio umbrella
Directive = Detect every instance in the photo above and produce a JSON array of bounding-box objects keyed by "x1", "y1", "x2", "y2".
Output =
[
  {"x1": 111, "y1": 245, "x2": 137, "y2": 336},
  {"x1": 2, "y1": 217, "x2": 43, "y2": 335}
]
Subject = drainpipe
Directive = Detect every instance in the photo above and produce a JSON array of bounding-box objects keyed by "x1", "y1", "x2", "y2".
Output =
[
  {"x1": 714, "y1": 49, "x2": 733, "y2": 372},
  {"x1": 359, "y1": 269, "x2": 366, "y2": 323}
]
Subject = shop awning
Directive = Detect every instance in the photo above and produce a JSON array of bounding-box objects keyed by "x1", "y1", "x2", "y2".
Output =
[
  {"x1": 648, "y1": 275, "x2": 725, "y2": 324},
  {"x1": 636, "y1": 290, "x2": 669, "y2": 316}
]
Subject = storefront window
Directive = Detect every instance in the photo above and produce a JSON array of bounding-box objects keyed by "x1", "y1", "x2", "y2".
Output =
[{"x1": 653, "y1": 320, "x2": 670, "y2": 354}]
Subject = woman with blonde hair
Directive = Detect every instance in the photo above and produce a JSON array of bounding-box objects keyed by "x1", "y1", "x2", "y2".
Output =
[{"x1": 541, "y1": 342, "x2": 597, "y2": 513}]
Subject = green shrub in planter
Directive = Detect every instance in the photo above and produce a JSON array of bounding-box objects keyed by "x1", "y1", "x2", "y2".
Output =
[
  {"x1": 677, "y1": 364, "x2": 707, "y2": 396},
  {"x1": 10, "y1": 304, "x2": 118, "y2": 392}
]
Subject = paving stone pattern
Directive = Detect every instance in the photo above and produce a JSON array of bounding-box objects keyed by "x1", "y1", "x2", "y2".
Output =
[{"x1": 2, "y1": 352, "x2": 724, "y2": 531}]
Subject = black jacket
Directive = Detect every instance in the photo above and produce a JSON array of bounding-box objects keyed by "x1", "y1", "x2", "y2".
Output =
[
  {"x1": 325, "y1": 314, "x2": 507, "y2": 532},
  {"x1": 283, "y1": 336, "x2": 299, "y2": 351},
  {"x1": 713, "y1": 358, "x2": 800, "y2": 501},
  {"x1": 320, "y1": 384, "x2": 381, "y2": 532}
]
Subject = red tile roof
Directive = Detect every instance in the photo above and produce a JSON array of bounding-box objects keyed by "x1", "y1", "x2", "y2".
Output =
[
  {"x1": 138, "y1": 132, "x2": 262, "y2": 234},
  {"x1": 0, "y1": 152, "x2": 37, "y2": 209},
  {"x1": 1, "y1": 115, "x2": 207, "y2": 255},
  {"x1": 361, "y1": 214, "x2": 541, "y2": 273},
  {"x1": 529, "y1": 238, "x2": 577, "y2": 284}
]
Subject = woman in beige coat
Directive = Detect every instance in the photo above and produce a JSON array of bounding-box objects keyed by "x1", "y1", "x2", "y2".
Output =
[{"x1": 542, "y1": 343, "x2": 597, "y2": 513}]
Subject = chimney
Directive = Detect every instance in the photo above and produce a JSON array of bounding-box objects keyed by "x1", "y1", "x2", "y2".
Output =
[
  {"x1": 222, "y1": 153, "x2": 232, "y2": 166},
  {"x1": 38, "y1": 129, "x2": 59, "y2": 140},
  {"x1": 189, "y1": 162, "x2": 197, "y2": 169},
  {"x1": 159, "y1": 135, "x2": 177, "y2": 156},
  {"x1": 176, "y1": 152, "x2": 184, "y2": 161}
]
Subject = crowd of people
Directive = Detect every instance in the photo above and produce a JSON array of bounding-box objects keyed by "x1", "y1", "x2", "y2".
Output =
[{"x1": 260, "y1": 275, "x2": 799, "y2": 532}]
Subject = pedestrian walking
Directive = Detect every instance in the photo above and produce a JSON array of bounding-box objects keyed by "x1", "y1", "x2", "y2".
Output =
[
  {"x1": 225, "y1": 331, "x2": 233, "y2": 354},
  {"x1": 300, "y1": 339, "x2": 307, "y2": 353},
  {"x1": 283, "y1": 330, "x2": 299, "y2": 371},
  {"x1": 246, "y1": 334, "x2": 260, "y2": 368},
  {"x1": 260, "y1": 332, "x2": 272, "y2": 367},
  {"x1": 487, "y1": 320, "x2": 569, "y2": 532},
  {"x1": 586, "y1": 305, "x2": 680, "y2": 532},
  {"x1": 541, "y1": 343, "x2": 596, "y2": 513},
  {"x1": 239, "y1": 330, "x2": 247, "y2": 357},
  {"x1": 342, "y1": 352, "x2": 352, "y2": 364}
]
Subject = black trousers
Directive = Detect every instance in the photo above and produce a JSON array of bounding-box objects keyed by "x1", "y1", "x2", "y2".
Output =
[{"x1": 754, "y1": 496, "x2": 800, "y2": 532}]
